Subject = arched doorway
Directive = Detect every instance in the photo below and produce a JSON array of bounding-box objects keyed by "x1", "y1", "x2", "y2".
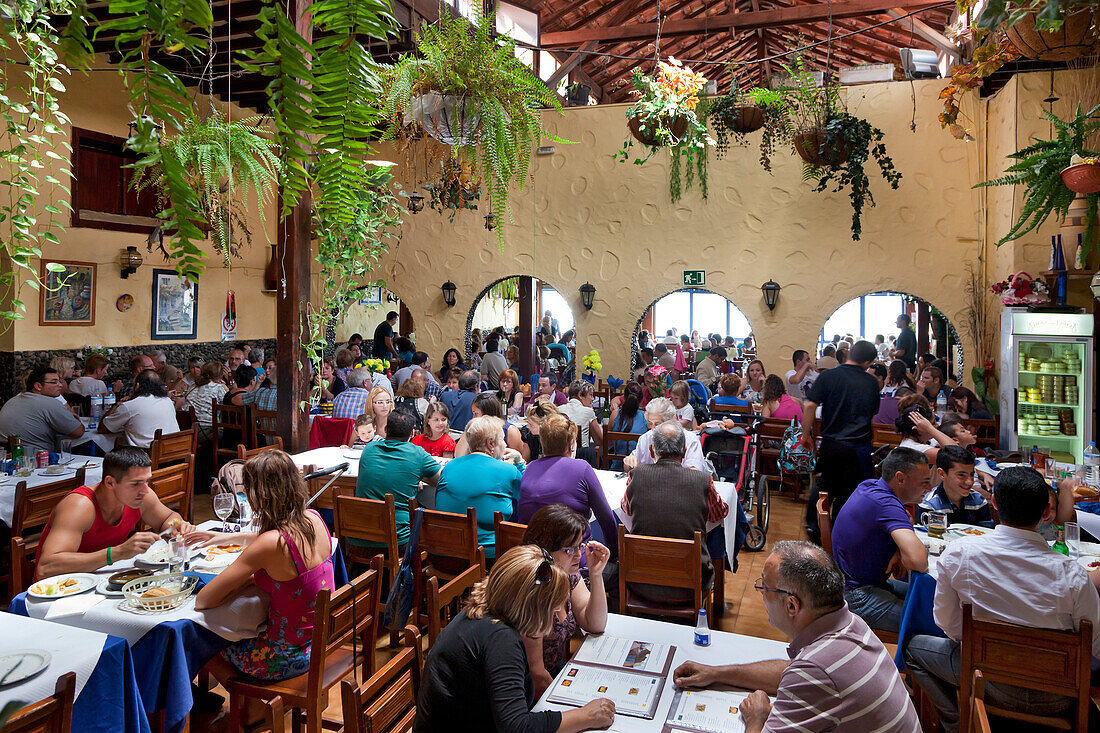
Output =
[
  {"x1": 466, "y1": 275, "x2": 575, "y2": 374},
  {"x1": 818, "y1": 291, "x2": 963, "y2": 375},
  {"x1": 330, "y1": 285, "x2": 413, "y2": 354},
  {"x1": 631, "y1": 288, "x2": 753, "y2": 370}
]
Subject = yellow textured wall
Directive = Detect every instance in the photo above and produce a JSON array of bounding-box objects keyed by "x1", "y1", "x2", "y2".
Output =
[
  {"x1": 377, "y1": 77, "x2": 985, "y2": 380},
  {"x1": 4, "y1": 62, "x2": 276, "y2": 351}
]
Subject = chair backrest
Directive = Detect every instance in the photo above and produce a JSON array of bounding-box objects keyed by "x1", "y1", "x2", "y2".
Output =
[
  {"x1": 493, "y1": 511, "x2": 528, "y2": 560},
  {"x1": 872, "y1": 424, "x2": 903, "y2": 449},
  {"x1": 427, "y1": 559, "x2": 485, "y2": 646},
  {"x1": 309, "y1": 416, "x2": 355, "y2": 450},
  {"x1": 310, "y1": 558, "x2": 383, "y2": 693},
  {"x1": 755, "y1": 418, "x2": 789, "y2": 478},
  {"x1": 963, "y1": 418, "x2": 999, "y2": 451},
  {"x1": 175, "y1": 406, "x2": 196, "y2": 430},
  {"x1": 62, "y1": 393, "x2": 90, "y2": 416},
  {"x1": 9, "y1": 471, "x2": 87, "y2": 595},
  {"x1": 408, "y1": 499, "x2": 481, "y2": 570},
  {"x1": 334, "y1": 491, "x2": 400, "y2": 570},
  {"x1": 1, "y1": 671, "x2": 74, "y2": 733},
  {"x1": 212, "y1": 401, "x2": 250, "y2": 464},
  {"x1": 236, "y1": 438, "x2": 284, "y2": 461},
  {"x1": 251, "y1": 407, "x2": 280, "y2": 449},
  {"x1": 150, "y1": 426, "x2": 198, "y2": 469},
  {"x1": 265, "y1": 696, "x2": 286, "y2": 733},
  {"x1": 340, "y1": 626, "x2": 423, "y2": 733},
  {"x1": 708, "y1": 403, "x2": 752, "y2": 416},
  {"x1": 817, "y1": 491, "x2": 833, "y2": 555},
  {"x1": 601, "y1": 430, "x2": 643, "y2": 470},
  {"x1": 959, "y1": 603, "x2": 1092, "y2": 732},
  {"x1": 617, "y1": 524, "x2": 703, "y2": 615},
  {"x1": 148, "y1": 457, "x2": 194, "y2": 523},
  {"x1": 969, "y1": 670, "x2": 992, "y2": 733}
]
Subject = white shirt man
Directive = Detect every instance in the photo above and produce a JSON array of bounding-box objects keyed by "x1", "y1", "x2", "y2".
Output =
[
  {"x1": 102, "y1": 394, "x2": 181, "y2": 449},
  {"x1": 0, "y1": 368, "x2": 84, "y2": 454},
  {"x1": 558, "y1": 382, "x2": 602, "y2": 449},
  {"x1": 624, "y1": 398, "x2": 707, "y2": 472},
  {"x1": 785, "y1": 350, "x2": 818, "y2": 401}
]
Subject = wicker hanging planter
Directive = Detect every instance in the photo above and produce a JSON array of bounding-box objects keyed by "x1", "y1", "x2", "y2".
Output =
[
  {"x1": 628, "y1": 113, "x2": 690, "y2": 147},
  {"x1": 405, "y1": 93, "x2": 483, "y2": 146},
  {"x1": 1004, "y1": 8, "x2": 1100, "y2": 62},
  {"x1": 719, "y1": 106, "x2": 766, "y2": 134},
  {"x1": 1061, "y1": 162, "x2": 1100, "y2": 194},
  {"x1": 793, "y1": 128, "x2": 849, "y2": 166}
]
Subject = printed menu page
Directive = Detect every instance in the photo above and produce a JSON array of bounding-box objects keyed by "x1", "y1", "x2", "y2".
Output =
[
  {"x1": 547, "y1": 662, "x2": 664, "y2": 719},
  {"x1": 662, "y1": 688, "x2": 751, "y2": 733},
  {"x1": 571, "y1": 635, "x2": 674, "y2": 675}
]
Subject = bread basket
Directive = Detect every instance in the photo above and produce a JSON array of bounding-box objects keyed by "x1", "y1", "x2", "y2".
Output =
[{"x1": 121, "y1": 573, "x2": 198, "y2": 612}]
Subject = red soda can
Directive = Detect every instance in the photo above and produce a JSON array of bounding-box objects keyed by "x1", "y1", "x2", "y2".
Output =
[{"x1": 35, "y1": 450, "x2": 48, "y2": 469}]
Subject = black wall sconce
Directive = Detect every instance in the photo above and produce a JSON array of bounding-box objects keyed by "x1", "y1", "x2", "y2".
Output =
[
  {"x1": 579, "y1": 282, "x2": 596, "y2": 310},
  {"x1": 761, "y1": 279, "x2": 781, "y2": 311},
  {"x1": 119, "y1": 245, "x2": 143, "y2": 279},
  {"x1": 407, "y1": 192, "x2": 425, "y2": 213},
  {"x1": 441, "y1": 281, "x2": 457, "y2": 307},
  {"x1": 484, "y1": 213, "x2": 496, "y2": 230}
]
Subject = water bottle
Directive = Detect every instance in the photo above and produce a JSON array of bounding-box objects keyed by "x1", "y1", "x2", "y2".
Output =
[
  {"x1": 103, "y1": 387, "x2": 116, "y2": 412},
  {"x1": 693, "y1": 608, "x2": 710, "y2": 646},
  {"x1": 1083, "y1": 442, "x2": 1100, "y2": 487},
  {"x1": 90, "y1": 393, "x2": 103, "y2": 420},
  {"x1": 935, "y1": 392, "x2": 947, "y2": 419}
]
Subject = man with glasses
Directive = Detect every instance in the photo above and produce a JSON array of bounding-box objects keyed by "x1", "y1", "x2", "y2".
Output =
[
  {"x1": 0, "y1": 366, "x2": 85, "y2": 454},
  {"x1": 673, "y1": 541, "x2": 920, "y2": 733}
]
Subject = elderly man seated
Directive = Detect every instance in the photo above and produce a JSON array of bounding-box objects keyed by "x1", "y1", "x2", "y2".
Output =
[
  {"x1": 331, "y1": 367, "x2": 373, "y2": 419},
  {"x1": 0, "y1": 366, "x2": 84, "y2": 454},
  {"x1": 674, "y1": 541, "x2": 920, "y2": 733},
  {"x1": 35, "y1": 447, "x2": 194, "y2": 579},
  {"x1": 623, "y1": 397, "x2": 707, "y2": 471}
]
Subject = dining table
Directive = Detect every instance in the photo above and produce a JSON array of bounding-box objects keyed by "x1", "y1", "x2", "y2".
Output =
[
  {"x1": 72, "y1": 417, "x2": 121, "y2": 454},
  {"x1": 0, "y1": 613, "x2": 149, "y2": 733},
  {"x1": 532, "y1": 613, "x2": 787, "y2": 733},
  {"x1": 0, "y1": 457, "x2": 104, "y2": 527},
  {"x1": 7, "y1": 519, "x2": 350, "y2": 733}
]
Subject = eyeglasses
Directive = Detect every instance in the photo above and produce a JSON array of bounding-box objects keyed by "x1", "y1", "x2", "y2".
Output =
[
  {"x1": 557, "y1": 543, "x2": 585, "y2": 556},
  {"x1": 534, "y1": 548, "x2": 554, "y2": 585},
  {"x1": 754, "y1": 577, "x2": 800, "y2": 602},
  {"x1": 373, "y1": 399, "x2": 393, "y2": 405}
]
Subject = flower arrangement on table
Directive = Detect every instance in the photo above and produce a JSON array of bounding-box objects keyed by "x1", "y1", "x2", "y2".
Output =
[
  {"x1": 77, "y1": 344, "x2": 113, "y2": 359},
  {"x1": 581, "y1": 349, "x2": 602, "y2": 383},
  {"x1": 645, "y1": 364, "x2": 671, "y2": 398},
  {"x1": 991, "y1": 271, "x2": 1050, "y2": 306},
  {"x1": 359, "y1": 358, "x2": 390, "y2": 374},
  {"x1": 615, "y1": 57, "x2": 714, "y2": 202}
]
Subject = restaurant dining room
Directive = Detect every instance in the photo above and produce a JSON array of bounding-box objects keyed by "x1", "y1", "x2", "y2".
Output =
[{"x1": 3, "y1": 0, "x2": 1100, "y2": 731}]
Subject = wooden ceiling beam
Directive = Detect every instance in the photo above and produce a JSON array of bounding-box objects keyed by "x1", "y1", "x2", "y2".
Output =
[{"x1": 882, "y1": 7, "x2": 957, "y2": 53}]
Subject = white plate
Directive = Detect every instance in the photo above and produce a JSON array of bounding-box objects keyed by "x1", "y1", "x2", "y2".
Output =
[
  {"x1": 0, "y1": 650, "x2": 51, "y2": 686},
  {"x1": 944, "y1": 523, "x2": 991, "y2": 539},
  {"x1": 37, "y1": 465, "x2": 75, "y2": 477},
  {"x1": 27, "y1": 573, "x2": 98, "y2": 600},
  {"x1": 193, "y1": 543, "x2": 246, "y2": 569},
  {"x1": 95, "y1": 577, "x2": 124, "y2": 598},
  {"x1": 134, "y1": 539, "x2": 201, "y2": 567}
]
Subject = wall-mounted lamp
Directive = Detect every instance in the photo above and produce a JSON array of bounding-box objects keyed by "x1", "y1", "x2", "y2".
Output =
[
  {"x1": 119, "y1": 245, "x2": 143, "y2": 279},
  {"x1": 484, "y1": 213, "x2": 496, "y2": 231},
  {"x1": 579, "y1": 282, "x2": 596, "y2": 311},
  {"x1": 407, "y1": 192, "x2": 425, "y2": 214},
  {"x1": 761, "y1": 279, "x2": 781, "y2": 311},
  {"x1": 127, "y1": 115, "x2": 163, "y2": 140},
  {"x1": 441, "y1": 281, "x2": 457, "y2": 307}
]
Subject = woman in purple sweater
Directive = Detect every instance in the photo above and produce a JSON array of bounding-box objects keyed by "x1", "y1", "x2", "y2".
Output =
[{"x1": 516, "y1": 413, "x2": 619, "y2": 557}]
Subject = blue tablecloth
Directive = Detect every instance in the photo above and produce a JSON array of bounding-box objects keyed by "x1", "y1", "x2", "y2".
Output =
[
  {"x1": 894, "y1": 570, "x2": 946, "y2": 671},
  {"x1": 74, "y1": 634, "x2": 151, "y2": 733}
]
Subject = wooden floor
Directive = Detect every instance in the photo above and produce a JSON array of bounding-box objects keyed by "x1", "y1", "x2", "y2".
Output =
[{"x1": 190, "y1": 488, "x2": 810, "y2": 731}]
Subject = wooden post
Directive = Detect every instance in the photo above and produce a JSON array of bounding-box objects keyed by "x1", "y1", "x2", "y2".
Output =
[
  {"x1": 518, "y1": 276, "x2": 537, "y2": 378},
  {"x1": 917, "y1": 300, "x2": 931, "y2": 358},
  {"x1": 399, "y1": 300, "x2": 414, "y2": 338}
]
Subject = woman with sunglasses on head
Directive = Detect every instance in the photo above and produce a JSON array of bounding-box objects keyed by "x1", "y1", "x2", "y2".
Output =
[
  {"x1": 519, "y1": 504, "x2": 610, "y2": 699},
  {"x1": 366, "y1": 385, "x2": 393, "y2": 439},
  {"x1": 415, "y1": 545, "x2": 615, "y2": 733}
]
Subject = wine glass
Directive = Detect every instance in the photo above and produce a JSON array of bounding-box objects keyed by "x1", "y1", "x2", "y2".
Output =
[{"x1": 213, "y1": 493, "x2": 235, "y2": 532}]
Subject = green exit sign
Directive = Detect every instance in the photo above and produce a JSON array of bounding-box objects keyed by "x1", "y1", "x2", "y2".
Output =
[{"x1": 683, "y1": 270, "x2": 706, "y2": 287}]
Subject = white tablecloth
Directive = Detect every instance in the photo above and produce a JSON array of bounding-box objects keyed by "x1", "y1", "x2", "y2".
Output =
[
  {"x1": 72, "y1": 418, "x2": 120, "y2": 453},
  {"x1": 0, "y1": 613, "x2": 107, "y2": 710},
  {"x1": 533, "y1": 613, "x2": 787, "y2": 732},
  {"x1": 0, "y1": 458, "x2": 104, "y2": 526},
  {"x1": 291, "y1": 447, "x2": 359, "y2": 476}
]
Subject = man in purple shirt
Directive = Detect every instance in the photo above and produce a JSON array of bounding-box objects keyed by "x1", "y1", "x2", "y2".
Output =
[
  {"x1": 830, "y1": 446, "x2": 930, "y2": 632},
  {"x1": 673, "y1": 541, "x2": 920, "y2": 732}
]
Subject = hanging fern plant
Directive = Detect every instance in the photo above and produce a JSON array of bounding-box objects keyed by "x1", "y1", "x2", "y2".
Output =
[{"x1": 380, "y1": 8, "x2": 569, "y2": 249}]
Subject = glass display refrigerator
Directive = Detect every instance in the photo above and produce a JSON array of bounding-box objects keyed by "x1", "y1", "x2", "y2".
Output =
[{"x1": 999, "y1": 310, "x2": 1093, "y2": 463}]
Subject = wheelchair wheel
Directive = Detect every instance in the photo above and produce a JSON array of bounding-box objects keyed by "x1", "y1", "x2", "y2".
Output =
[
  {"x1": 744, "y1": 524, "x2": 766, "y2": 551},
  {"x1": 757, "y1": 475, "x2": 770, "y2": 534}
]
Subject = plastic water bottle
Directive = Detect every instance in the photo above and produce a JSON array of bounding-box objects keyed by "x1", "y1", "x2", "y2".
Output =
[
  {"x1": 1083, "y1": 442, "x2": 1100, "y2": 487},
  {"x1": 935, "y1": 392, "x2": 947, "y2": 419},
  {"x1": 103, "y1": 387, "x2": 116, "y2": 412},
  {"x1": 694, "y1": 608, "x2": 710, "y2": 646}
]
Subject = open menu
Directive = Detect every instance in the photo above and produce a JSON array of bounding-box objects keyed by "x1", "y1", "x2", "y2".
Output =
[
  {"x1": 662, "y1": 688, "x2": 753, "y2": 733},
  {"x1": 546, "y1": 635, "x2": 676, "y2": 720}
]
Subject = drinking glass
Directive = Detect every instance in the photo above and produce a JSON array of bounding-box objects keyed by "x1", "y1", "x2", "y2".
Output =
[
  {"x1": 1045, "y1": 457, "x2": 1056, "y2": 478},
  {"x1": 58, "y1": 439, "x2": 72, "y2": 465},
  {"x1": 168, "y1": 535, "x2": 188, "y2": 581},
  {"x1": 1066, "y1": 521, "x2": 1082, "y2": 559},
  {"x1": 213, "y1": 493, "x2": 235, "y2": 532}
]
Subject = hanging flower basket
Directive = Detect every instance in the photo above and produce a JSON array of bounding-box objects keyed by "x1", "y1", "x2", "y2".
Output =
[
  {"x1": 991, "y1": 270, "x2": 1050, "y2": 306},
  {"x1": 1004, "y1": 8, "x2": 1100, "y2": 62},
  {"x1": 1061, "y1": 160, "x2": 1100, "y2": 194},
  {"x1": 717, "y1": 106, "x2": 766, "y2": 134},
  {"x1": 405, "y1": 93, "x2": 482, "y2": 146},
  {"x1": 793, "y1": 128, "x2": 848, "y2": 166},
  {"x1": 627, "y1": 113, "x2": 690, "y2": 147}
]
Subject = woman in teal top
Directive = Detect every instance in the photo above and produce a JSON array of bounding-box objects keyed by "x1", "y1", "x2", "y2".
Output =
[{"x1": 434, "y1": 415, "x2": 525, "y2": 559}]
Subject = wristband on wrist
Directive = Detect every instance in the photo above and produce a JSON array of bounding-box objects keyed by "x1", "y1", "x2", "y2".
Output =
[{"x1": 107, "y1": 546, "x2": 112, "y2": 565}]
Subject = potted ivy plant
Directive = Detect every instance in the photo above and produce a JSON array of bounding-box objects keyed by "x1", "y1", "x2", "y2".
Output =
[
  {"x1": 379, "y1": 8, "x2": 568, "y2": 248},
  {"x1": 703, "y1": 80, "x2": 791, "y2": 172},
  {"x1": 615, "y1": 57, "x2": 713, "y2": 202},
  {"x1": 978, "y1": 103, "x2": 1100, "y2": 248},
  {"x1": 777, "y1": 56, "x2": 846, "y2": 166}
]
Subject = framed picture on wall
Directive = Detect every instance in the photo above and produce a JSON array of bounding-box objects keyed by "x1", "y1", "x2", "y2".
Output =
[
  {"x1": 39, "y1": 260, "x2": 96, "y2": 326},
  {"x1": 151, "y1": 268, "x2": 198, "y2": 340}
]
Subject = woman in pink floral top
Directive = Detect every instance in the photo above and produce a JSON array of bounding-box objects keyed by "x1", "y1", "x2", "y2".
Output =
[
  {"x1": 520, "y1": 504, "x2": 610, "y2": 698},
  {"x1": 196, "y1": 450, "x2": 335, "y2": 682}
]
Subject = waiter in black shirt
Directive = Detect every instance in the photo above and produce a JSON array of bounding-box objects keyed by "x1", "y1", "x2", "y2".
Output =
[
  {"x1": 372, "y1": 310, "x2": 399, "y2": 359},
  {"x1": 801, "y1": 340, "x2": 881, "y2": 541}
]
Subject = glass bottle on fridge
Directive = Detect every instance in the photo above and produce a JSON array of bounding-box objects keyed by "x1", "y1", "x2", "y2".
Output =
[{"x1": 1000, "y1": 311, "x2": 1093, "y2": 463}]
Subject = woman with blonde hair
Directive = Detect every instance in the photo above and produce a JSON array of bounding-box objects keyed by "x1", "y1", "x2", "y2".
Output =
[
  {"x1": 366, "y1": 384, "x2": 393, "y2": 438},
  {"x1": 415, "y1": 545, "x2": 615, "y2": 732},
  {"x1": 49, "y1": 356, "x2": 76, "y2": 391},
  {"x1": 197, "y1": 450, "x2": 335, "y2": 688}
]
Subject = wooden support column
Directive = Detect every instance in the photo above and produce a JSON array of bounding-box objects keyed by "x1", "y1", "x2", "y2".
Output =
[
  {"x1": 399, "y1": 301, "x2": 414, "y2": 338},
  {"x1": 518, "y1": 276, "x2": 537, "y2": 378},
  {"x1": 916, "y1": 300, "x2": 931, "y2": 357}
]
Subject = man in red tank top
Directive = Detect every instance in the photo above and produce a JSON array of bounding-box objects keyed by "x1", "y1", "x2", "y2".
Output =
[{"x1": 35, "y1": 446, "x2": 195, "y2": 580}]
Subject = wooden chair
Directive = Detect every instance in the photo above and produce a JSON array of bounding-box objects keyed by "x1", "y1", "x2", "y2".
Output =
[
  {"x1": 962, "y1": 418, "x2": 999, "y2": 452},
  {"x1": 9, "y1": 470, "x2": 87, "y2": 596},
  {"x1": 708, "y1": 403, "x2": 752, "y2": 417},
  {"x1": 969, "y1": 670, "x2": 992, "y2": 733},
  {"x1": 959, "y1": 603, "x2": 1092, "y2": 732},
  {"x1": 150, "y1": 426, "x2": 198, "y2": 469},
  {"x1": 333, "y1": 490, "x2": 400, "y2": 642},
  {"x1": 251, "y1": 407, "x2": 280, "y2": 448},
  {"x1": 147, "y1": 457, "x2": 194, "y2": 524},
  {"x1": 211, "y1": 560, "x2": 384, "y2": 733},
  {"x1": 175, "y1": 406, "x2": 195, "y2": 431},
  {"x1": 265, "y1": 696, "x2": 286, "y2": 733},
  {"x1": 617, "y1": 525, "x2": 713, "y2": 623},
  {"x1": 407, "y1": 499, "x2": 485, "y2": 633},
  {"x1": 493, "y1": 511, "x2": 527, "y2": 559},
  {"x1": 62, "y1": 392, "x2": 90, "y2": 416},
  {"x1": 426, "y1": 562, "x2": 485, "y2": 647},
  {"x1": 301, "y1": 465, "x2": 356, "y2": 514},
  {"x1": 212, "y1": 401, "x2": 250, "y2": 469},
  {"x1": 340, "y1": 626, "x2": 423, "y2": 733},
  {"x1": 1, "y1": 671, "x2": 74, "y2": 733},
  {"x1": 237, "y1": 437, "x2": 284, "y2": 461},
  {"x1": 816, "y1": 491, "x2": 833, "y2": 556},
  {"x1": 600, "y1": 430, "x2": 643, "y2": 470},
  {"x1": 872, "y1": 424, "x2": 904, "y2": 449}
]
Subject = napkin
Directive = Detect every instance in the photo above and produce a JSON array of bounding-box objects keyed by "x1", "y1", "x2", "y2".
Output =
[
  {"x1": 44, "y1": 593, "x2": 105, "y2": 620},
  {"x1": 606, "y1": 375, "x2": 623, "y2": 392}
]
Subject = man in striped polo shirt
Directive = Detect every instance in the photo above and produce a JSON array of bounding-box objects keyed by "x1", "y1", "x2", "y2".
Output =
[{"x1": 674, "y1": 541, "x2": 920, "y2": 732}]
